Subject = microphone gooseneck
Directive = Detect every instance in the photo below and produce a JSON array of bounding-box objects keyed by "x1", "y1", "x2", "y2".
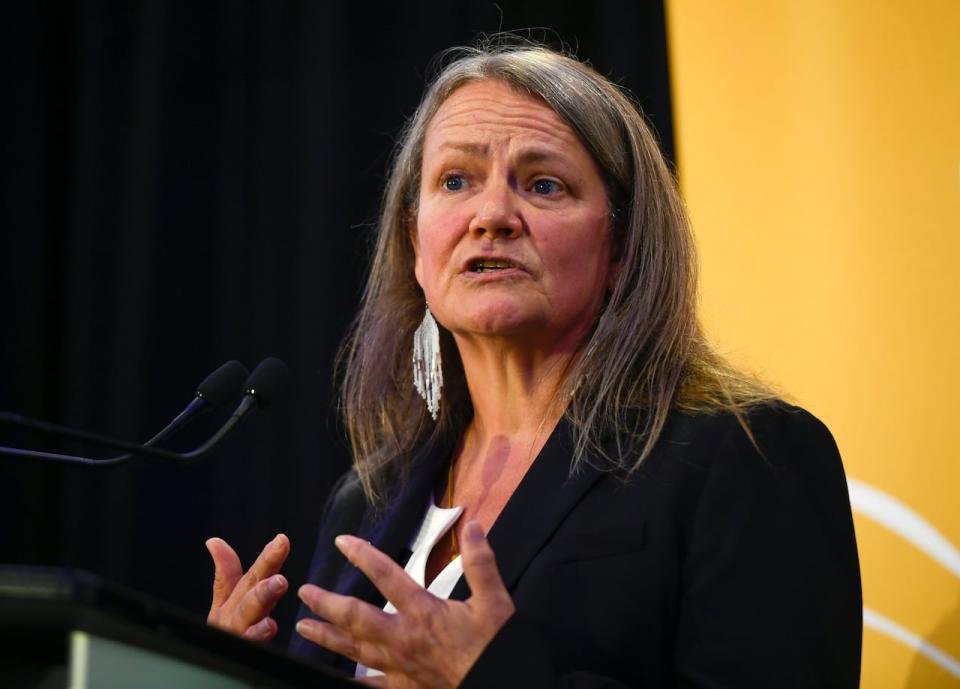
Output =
[
  {"x1": 0, "y1": 359, "x2": 272, "y2": 466},
  {"x1": 157, "y1": 360, "x2": 250, "y2": 445}
]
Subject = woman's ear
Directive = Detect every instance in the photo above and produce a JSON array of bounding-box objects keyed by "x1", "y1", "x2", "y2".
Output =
[
  {"x1": 606, "y1": 224, "x2": 623, "y2": 292},
  {"x1": 409, "y1": 220, "x2": 424, "y2": 288},
  {"x1": 606, "y1": 257, "x2": 622, "y2": 292},
  {"x1": 407, "y1": 218, "x2": 418, "y2": 252}
]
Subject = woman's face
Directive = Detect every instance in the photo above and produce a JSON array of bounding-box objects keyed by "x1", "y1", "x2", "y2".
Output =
[{"x1": 413, "y1": 80, "x2": 615, "y2": 353}]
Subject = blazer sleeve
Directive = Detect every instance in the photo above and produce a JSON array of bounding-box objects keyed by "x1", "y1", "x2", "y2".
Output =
[
  {"x1": 673, "y1": 407, "x2": 862, "y2": 688},
  {"x1": 461, "y1": 406, "x2": 862, "y2": 689},
  {"x1": 288, "y1": 468, "x2": 367, "y2": 660}
]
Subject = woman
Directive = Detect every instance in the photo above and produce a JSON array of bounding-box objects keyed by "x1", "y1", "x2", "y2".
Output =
[{"x1": 206, "y1": 43, "x2": 862, "y2": 688}]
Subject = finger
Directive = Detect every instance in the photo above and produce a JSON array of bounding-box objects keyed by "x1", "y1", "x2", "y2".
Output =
[
  {"x1": 233, "y1": 533, "x2": 290, "y2": 600},
  {"x1": 357, "y1": 676, "x2": 388, "y2": 687},
  {"x1": 206, "y1": 537, "x2": 243, "y2": 610},
  {"x1": 242, "y1": 616, "x2": 278, "y2": 642},
  {"x1": 295, "y1": 617, "x2": 387, "y2": 670},
  {"x1": 231, "y1": 574, "x2": 288, "y2": 630},
  {"x1": 334, "y1": 535, "x2": 425, "y2": 612},
  {"x1": 298, "y1": 584, "x2": 393, "y2": 642},
  {"x1": 460, "y1": 521, "x2": 513, "y2": 614}
]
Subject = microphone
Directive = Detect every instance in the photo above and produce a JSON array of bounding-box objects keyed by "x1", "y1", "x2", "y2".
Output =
[
  {"x1": 0, "y1": 359, "x2": 285, "y2": 465},
  {"x1": 0, "y1": 360, "x2": 250, "y2": 465},
  {"x1": 161, "y1": 360, "x2": 250, "y2": 439},
  {"x1": 176, "y1": 357, "x2": 289, "y2": 461}
]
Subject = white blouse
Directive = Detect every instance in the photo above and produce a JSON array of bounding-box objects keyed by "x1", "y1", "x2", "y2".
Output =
[{"x1": 355, "y1": 496, "x2": 465, "y2": 679}]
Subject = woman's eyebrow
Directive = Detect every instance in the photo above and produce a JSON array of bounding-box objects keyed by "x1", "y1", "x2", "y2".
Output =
[
  {"x1": 438, "y1": 141, "x2": 488, "y2": 157},
  {"x1": 515, "y1": 149, "x2": 567, "y2": 166}
]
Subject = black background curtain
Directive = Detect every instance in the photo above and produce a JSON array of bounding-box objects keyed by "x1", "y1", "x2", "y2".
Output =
[{"x1": 0, "y1": 0, "x2": 674, "y2": 646}]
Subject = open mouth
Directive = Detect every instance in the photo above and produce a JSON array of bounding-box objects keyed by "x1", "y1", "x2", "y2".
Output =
[{"x1": 470, "y1": 259, "x2": 516, "y2": 273}]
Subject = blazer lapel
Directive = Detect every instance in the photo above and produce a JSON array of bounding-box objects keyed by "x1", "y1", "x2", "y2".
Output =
[
  {"x1": 330, "y1": 420, "x2": 606, "y2": 605},
  {"x1": 449, "y1": 418, "x2": 605, "y2": 601},
  {"x1": 332, "y1": 432, "x2": 454, "y2": 606}
]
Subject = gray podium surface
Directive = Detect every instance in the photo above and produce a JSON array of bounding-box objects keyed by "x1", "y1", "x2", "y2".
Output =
[
  {"x1": 0, "y1": 566, "x2": 356, "y2": 689},
  {"x1": 68, "y1": 631, "x2": 249, "y2": 689}
]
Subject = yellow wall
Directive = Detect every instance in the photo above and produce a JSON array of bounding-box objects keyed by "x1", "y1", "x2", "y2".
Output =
[{"x1": 665, "y1": 1, "x2": 960, "y2": 686}]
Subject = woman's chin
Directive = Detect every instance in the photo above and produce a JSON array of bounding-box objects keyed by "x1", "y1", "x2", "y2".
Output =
[{"x1": 445, "y1": 310, "x2": 544, "y2": 341}]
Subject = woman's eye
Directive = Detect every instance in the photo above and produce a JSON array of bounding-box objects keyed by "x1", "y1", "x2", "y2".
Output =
[
  {"x1": 444, "y1": 176, "x2": 465, "y2": 191},
  {"x1": 532, "y1": 179, "x2": 561, "y2": 195}
]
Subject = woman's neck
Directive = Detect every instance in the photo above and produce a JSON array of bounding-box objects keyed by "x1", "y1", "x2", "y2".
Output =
[{"x1": 455, "y1": 335, "x2": 573, "y2": 442}]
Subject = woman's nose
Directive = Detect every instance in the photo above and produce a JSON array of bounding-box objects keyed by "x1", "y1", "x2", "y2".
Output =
[{"x1": 468, "y1": 180, "x2": 522, "y2": 240}]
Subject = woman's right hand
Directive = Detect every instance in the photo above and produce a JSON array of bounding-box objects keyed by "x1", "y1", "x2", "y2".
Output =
[{"x1": 205, "y1": 533, "x2": 290, "y2": 641}]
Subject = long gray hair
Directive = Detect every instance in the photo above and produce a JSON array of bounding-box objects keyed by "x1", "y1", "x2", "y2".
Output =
[{"x1": 339, "y1": 42, "x2": 772, "y2": 503}]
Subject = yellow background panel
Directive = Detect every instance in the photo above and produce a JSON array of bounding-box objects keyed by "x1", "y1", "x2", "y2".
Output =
[
  {"x1": 862, "y1": 628, "x2": 958, "y2": 689},
  {"x1": 666, "y1": 0, "x2": 960, "y2": 685},
  {"x1": 855, "y1": 515, "x2": 960, "y2": 658}
]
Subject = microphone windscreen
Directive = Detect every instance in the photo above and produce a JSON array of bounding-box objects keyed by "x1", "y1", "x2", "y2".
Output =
[
  {"x1": 243, "y1": 357, "x2": 289, "y2": 408},
  {"x1": 196, "y1": 360, "x2": 250, "y2": 408}
]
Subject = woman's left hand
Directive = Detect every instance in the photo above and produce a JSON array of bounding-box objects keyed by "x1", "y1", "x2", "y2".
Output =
[{"x1": 296, "y1": 520, "x2": 515, "y2": 689}]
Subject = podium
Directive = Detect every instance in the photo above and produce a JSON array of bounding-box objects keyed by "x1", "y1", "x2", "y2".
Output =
[{"x1": 0, "y1": 566, "x2": 356, "y2": 688}]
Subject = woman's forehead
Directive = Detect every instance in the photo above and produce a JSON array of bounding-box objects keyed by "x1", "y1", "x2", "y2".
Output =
[{"x1": 423, "y1": 81, "x2": 585, "y2": 160}]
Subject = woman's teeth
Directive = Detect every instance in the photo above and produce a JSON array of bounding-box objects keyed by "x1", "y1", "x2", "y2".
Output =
[{"x1": 472, "y1": 260, "x2": 513, "y2": 272}]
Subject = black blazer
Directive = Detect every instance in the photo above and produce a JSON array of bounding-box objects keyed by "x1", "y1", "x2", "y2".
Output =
[{"x1": 290, "y1": 403, "x2": 862, "y2": 688}]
